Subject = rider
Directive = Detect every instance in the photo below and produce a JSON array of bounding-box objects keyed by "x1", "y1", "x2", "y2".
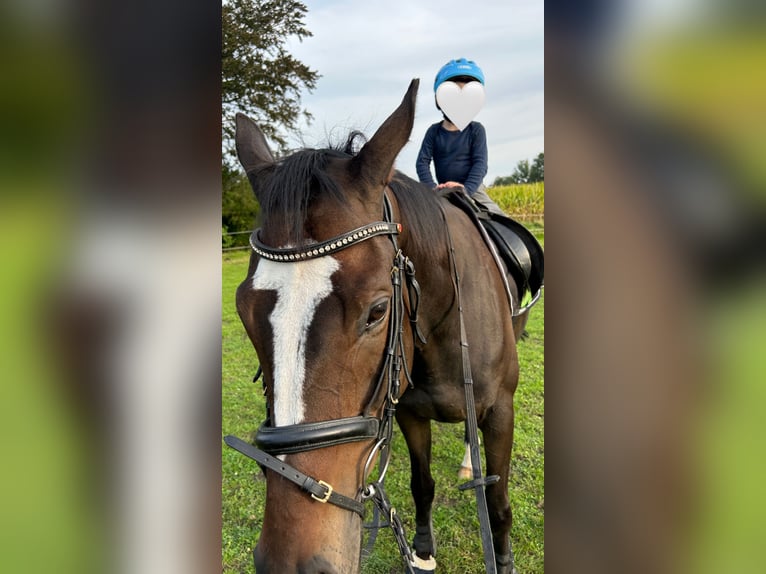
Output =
[{"x1": 416, "y1": 58, "x2": 505, "y2": 216}]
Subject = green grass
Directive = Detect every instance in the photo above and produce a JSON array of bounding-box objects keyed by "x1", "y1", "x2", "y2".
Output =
[{"x1": 222, "y1": 223, "x2": 544, "y2": 573}]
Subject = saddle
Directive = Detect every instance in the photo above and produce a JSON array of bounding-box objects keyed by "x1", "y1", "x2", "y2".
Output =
[{"x1": 444, "y1": 189, "x2": 544, "y2": 314}]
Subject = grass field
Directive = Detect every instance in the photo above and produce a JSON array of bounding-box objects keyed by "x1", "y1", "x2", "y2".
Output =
[
  {"x1": 222, "y1": 185, "x2": 543, "y2": 573},
  {"x1": 487, "y1": 183, "x2": 544, "y2": 219}
]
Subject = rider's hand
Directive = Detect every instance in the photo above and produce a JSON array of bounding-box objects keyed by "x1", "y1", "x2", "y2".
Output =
[{"x1": 436, "y1": 181, "x2": 464, "y2": 190}]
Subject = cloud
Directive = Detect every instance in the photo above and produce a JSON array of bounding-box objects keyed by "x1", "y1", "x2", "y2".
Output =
[{"x1": 283, "y1": 0, "x2": 544, "y2": 182}]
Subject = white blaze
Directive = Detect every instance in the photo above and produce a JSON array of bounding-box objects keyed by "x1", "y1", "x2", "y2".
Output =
[{"x1": 251, "y1": 255, "x2": 340, "y2": 427}]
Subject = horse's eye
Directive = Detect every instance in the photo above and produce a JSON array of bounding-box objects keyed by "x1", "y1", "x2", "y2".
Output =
[{"x1": 365, "y1": 300, "x2": 389, "y2": 330}]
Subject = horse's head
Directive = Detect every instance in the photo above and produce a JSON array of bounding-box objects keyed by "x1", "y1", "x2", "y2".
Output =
[{"x1": 234, "y1": 80, "x2": 419, "y2": 574}]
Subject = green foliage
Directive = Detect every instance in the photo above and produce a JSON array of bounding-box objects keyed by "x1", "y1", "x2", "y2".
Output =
[
  {"x1": 222, "y1": 0, "x2": 320, "y2": 161},
  {"x1": 511, "y1": 159, "x2": 532, "y2": 184},
  {"x1": 222, "y1": 165, "x2": 260, "y2": 247},
  {"x1": 494, "y1": 152, "x2": 544, "y2": 185},
  {"x1": 530, "y1": 152, "x2": 544, "y2": 182},
  {"x1": 222, "y1": 226, "x2": 235, "y2": 249}
]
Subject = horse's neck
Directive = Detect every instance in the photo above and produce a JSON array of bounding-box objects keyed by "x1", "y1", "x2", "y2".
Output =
[
  {"x1": 386, "y1": 188, "x2": 453, "y2": 299},
  {"x1": 385, "y1": 186, "x2": 449, "y2": 266}
]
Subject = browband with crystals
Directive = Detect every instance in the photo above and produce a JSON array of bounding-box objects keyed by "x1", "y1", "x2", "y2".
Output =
[{"x1": 249, "y1": 221, "x2": 402, "y2": 262}]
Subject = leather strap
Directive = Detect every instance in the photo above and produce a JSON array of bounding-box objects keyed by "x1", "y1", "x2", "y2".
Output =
[
  {"x1": 224, "y1": 435, "x2": 366, "y2": 517},
  {"x1": 364, "y1": 481, "x2": 415, "y2": 573},
  {"x1": 440, "y1": 202, "x2": 502, "y2": 574},
  {"x1": 250, "y1": 221, "x2": 400, "y2": 262},
  {"x1": 255, "y1": 416, "x2": 380, "y2": 455},
  {"x1": 404, "y1": 257, "x2": 427, "y2": 344}
]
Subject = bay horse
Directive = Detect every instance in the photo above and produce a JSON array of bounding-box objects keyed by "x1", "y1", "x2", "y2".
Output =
[{"x1": 230, "y1": 79, "x2": 526, "y2": 574}]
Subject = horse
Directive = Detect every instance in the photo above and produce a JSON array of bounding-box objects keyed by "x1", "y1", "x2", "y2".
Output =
[{"x1": 230, "y1": 79, "x2": 528, "y2": 574}]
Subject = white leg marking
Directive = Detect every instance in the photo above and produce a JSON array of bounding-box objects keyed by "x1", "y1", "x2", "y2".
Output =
[
  {"x1": 251, "y1": 255, "x2": 340, "y2": 427},
  {"x1": 461, "y1": 441, "x2": 473, "y2": 470},
  {"x1": 410, "y1": 554, "x2": 437, "y2": 571},
  {"x1": 458, "y1": 435, "x2": 480, "y2": 479}
]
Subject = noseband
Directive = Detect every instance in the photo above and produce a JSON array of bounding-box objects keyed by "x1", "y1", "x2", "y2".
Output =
[{"x1": 224, "y1": 192, "x2": 423, "y2": 569}]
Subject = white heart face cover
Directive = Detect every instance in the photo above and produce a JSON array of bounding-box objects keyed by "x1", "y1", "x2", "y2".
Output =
[{"x1": 435, "y1": 81, "x2": 486, "y2": 131}]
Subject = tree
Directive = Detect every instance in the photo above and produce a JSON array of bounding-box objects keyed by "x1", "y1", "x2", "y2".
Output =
[
  {"x1": 530, "y1": 152, "x2": 544, "y2": 182},
  {"x1": 222, "y1": 164, "x2": 260, "y2": 246},
  {"x1": 493, "y1": 152, "x2": 544, "y2": 186},
  {"x1": 510, "y1": 159, "x2": 532, "y2": 184},
  {"x1": 222, "y1": 0, "x2": 319, "y2": 162}
]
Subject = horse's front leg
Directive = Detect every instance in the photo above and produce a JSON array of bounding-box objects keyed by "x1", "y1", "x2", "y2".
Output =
[
  {"x1": 396, "y1": 408, "x2": 437, "y2": 573},
  {"x1": 481, "y1": 390, "x2": 518, "y2": 574}
]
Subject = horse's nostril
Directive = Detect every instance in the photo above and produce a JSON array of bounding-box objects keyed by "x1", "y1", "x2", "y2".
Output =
[{"x1": 299, "y1": 555, "x2": 338, "y2": 574}]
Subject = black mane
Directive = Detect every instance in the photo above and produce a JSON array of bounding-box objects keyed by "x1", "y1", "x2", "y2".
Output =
[
  {"x1": 250, "y1": 132, "x2": 447, "y2": 261},
  {"x1": 249, "y1": 147, "x2": 350, "y2": 245},
  {"x1": 388, "y1": 172, "x2": 448, "y2": 265}
]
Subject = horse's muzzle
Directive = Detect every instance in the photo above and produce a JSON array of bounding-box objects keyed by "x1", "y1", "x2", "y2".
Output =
[{"x1": 253, "y1": 546, "x2": 340, "y2": 574}]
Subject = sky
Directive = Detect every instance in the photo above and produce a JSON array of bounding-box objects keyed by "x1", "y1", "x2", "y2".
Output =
[{"x1": 283, "y1": 0, "x2": 544, "y2": 186}]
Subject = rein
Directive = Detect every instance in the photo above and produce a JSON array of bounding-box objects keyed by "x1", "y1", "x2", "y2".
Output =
[{"x1": 439, "y1": 202, "x2": 512, "y2": 574}]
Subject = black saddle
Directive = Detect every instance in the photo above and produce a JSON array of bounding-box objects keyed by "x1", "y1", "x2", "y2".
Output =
[{"x1": 445, "y1": 189, "x2": 544, "y2": 310}]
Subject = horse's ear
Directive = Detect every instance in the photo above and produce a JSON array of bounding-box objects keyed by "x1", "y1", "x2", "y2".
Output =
[
  {"x1": 235, "y1": 113, "x2": 275, "y2": 174},
  {"x1": 353, "y1": 79, "x2": 419, "y2": 190}
]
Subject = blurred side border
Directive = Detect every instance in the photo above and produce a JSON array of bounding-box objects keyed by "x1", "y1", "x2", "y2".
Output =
[
  {"x1": 0, "y1": 1, "x2": 222, "y2": 572},
  {"x1": 545, "y1": 2, "x2": 765, "y2": 574}
]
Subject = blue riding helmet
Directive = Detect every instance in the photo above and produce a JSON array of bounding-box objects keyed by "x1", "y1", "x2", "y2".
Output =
[{"x1": 433, "y1": 58, "x2": 485, "y2": 92}]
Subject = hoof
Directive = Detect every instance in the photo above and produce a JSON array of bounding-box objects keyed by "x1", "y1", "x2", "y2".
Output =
[
  {"x1": 410, "y1": 553, "x2": 436, "y2": 573},
  {"x1": 457, "y1": 465, "x2": 472, "y2": 480}
]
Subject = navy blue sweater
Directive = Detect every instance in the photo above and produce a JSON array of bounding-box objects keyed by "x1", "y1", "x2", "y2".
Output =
[{"x1": 415, "y1": 121, "x2": 488, "y2": 194}]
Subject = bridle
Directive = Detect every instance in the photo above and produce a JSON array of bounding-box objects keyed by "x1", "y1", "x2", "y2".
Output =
[
  {"x1": 224, "y1": 191, "x2": 424, "y2": 571},
  {"x1": 225, "y1": 191, "x2": 506, "y2": 574}
]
